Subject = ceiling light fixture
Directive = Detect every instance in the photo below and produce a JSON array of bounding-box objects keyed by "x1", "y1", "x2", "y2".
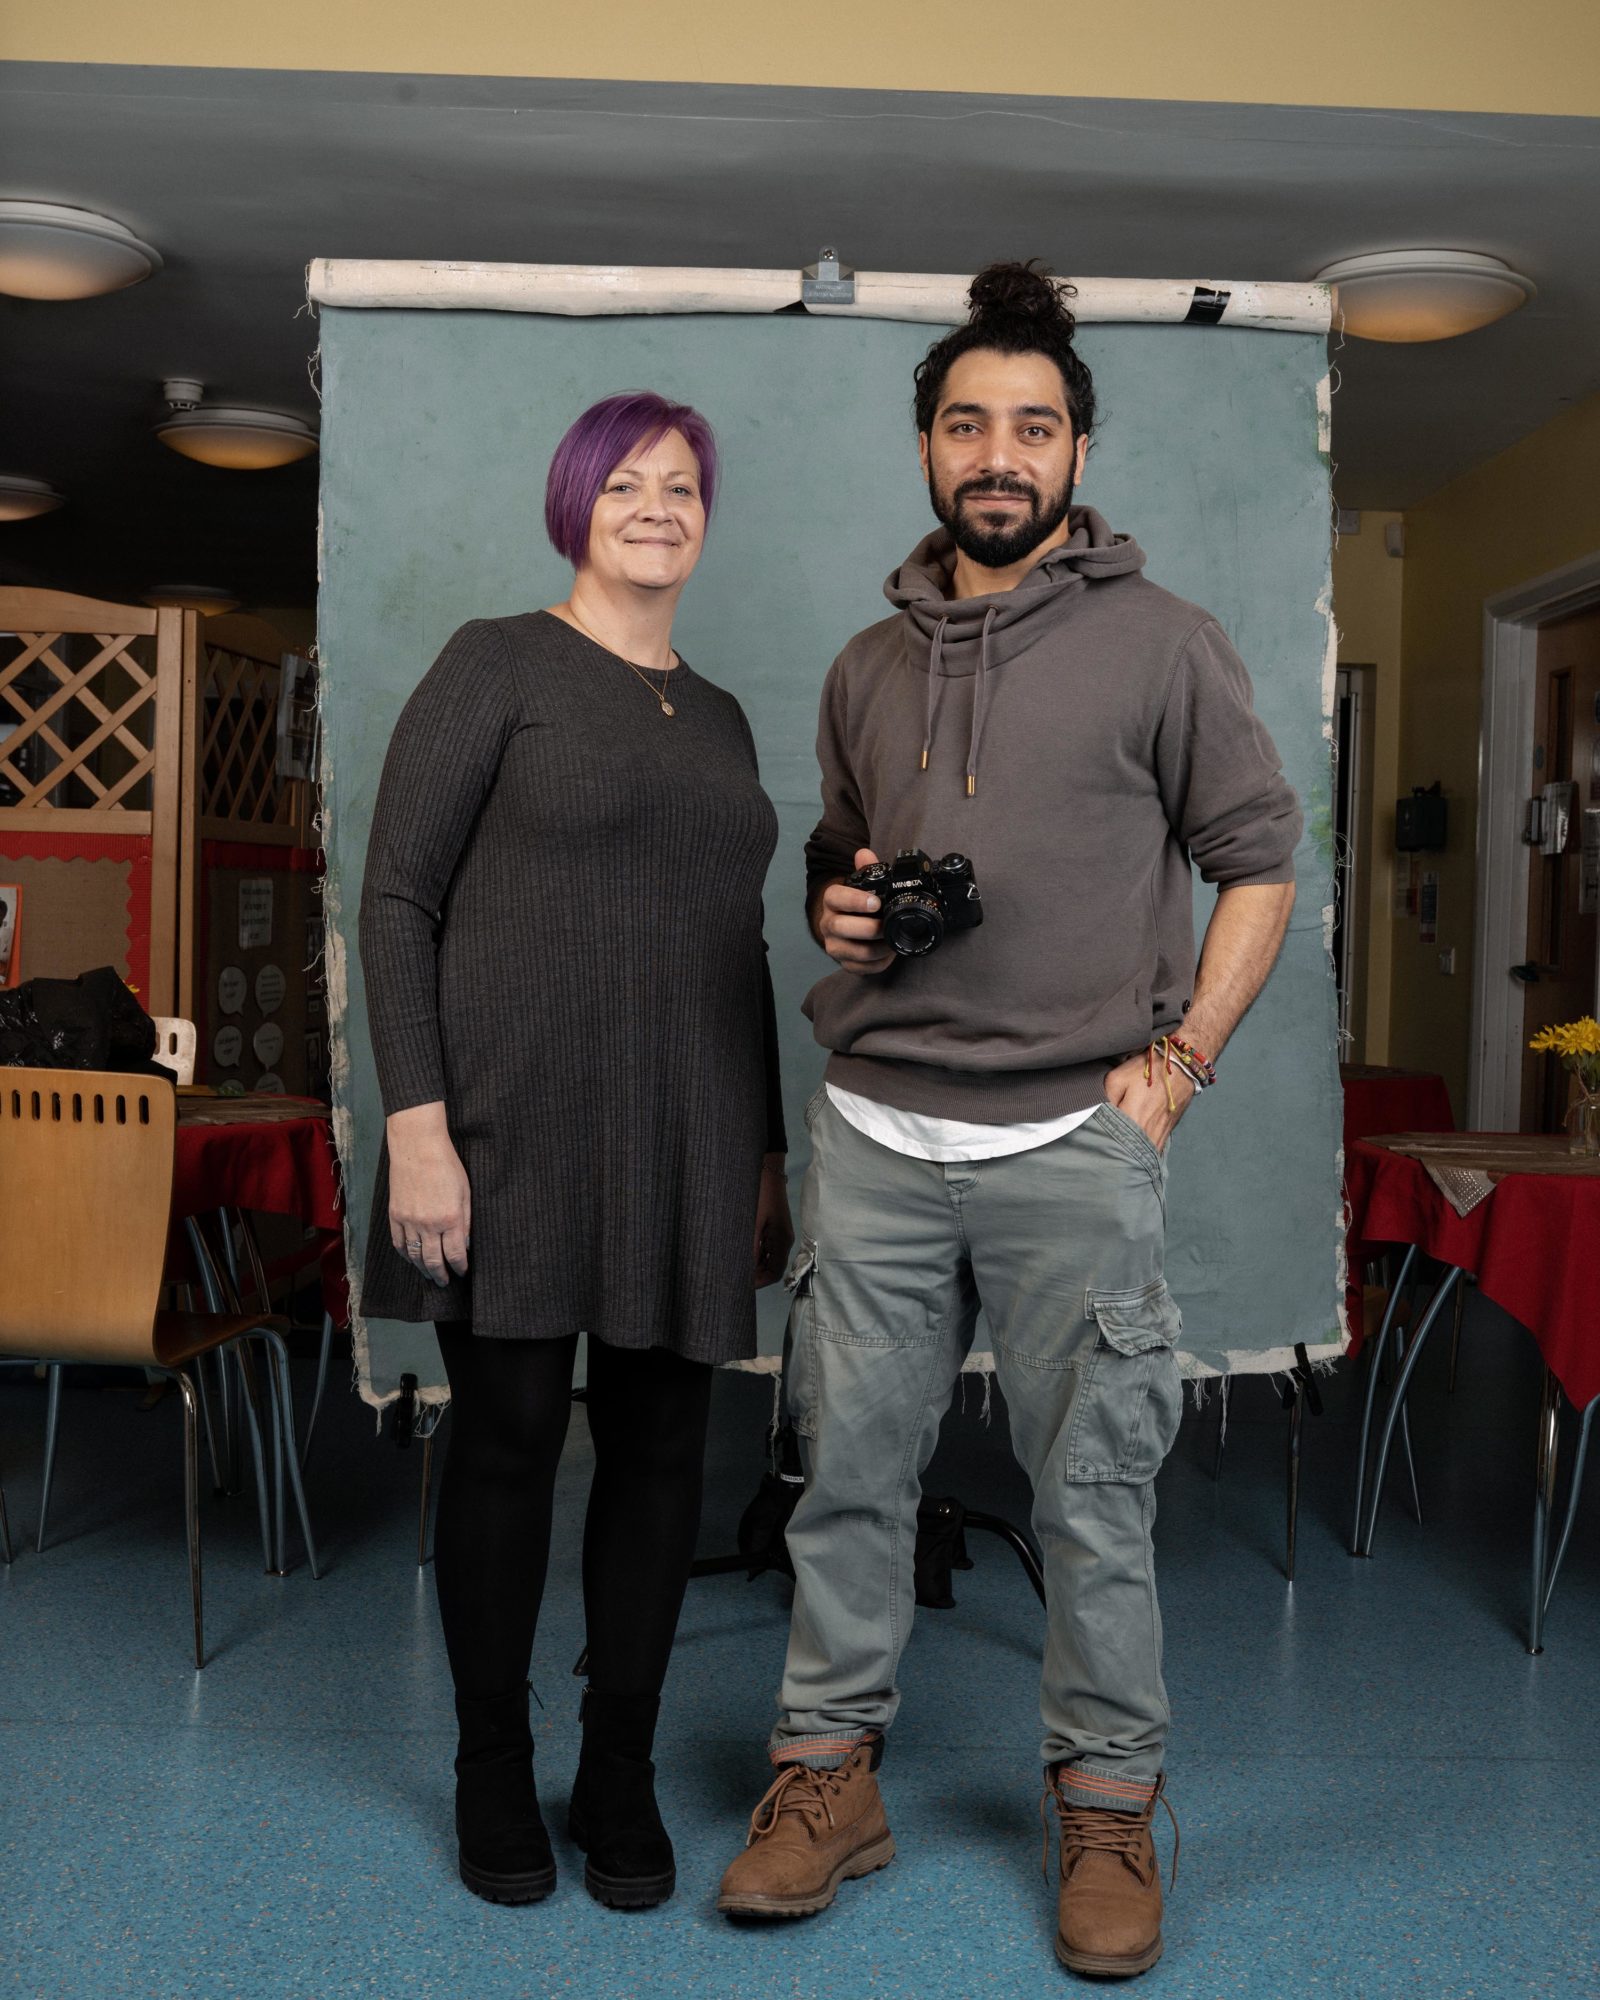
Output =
[
  {"x1": 1314, "y1": 249, "x2": 1536, "y2": 343},
  {"x1": 155, "y1": 379, "x2": 318, "y2": 471},
  {"x1": 143, "y1": 584, "x2": 243, "y2": 616},
  {"x1": 0, "y1": 200, "x2": 162, "y2": 300},
  {"x1": 0, "y1": 475, "x2": 67, "y2": 522}
]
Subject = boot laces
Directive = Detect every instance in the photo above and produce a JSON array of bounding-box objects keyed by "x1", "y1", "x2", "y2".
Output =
[
  {"x1": 1039, "y1": 1774, "x2": 1180, "y2": 1892},
  {"x1": 746, "y1": 1761, "x2": 855, "y2": 1845}
]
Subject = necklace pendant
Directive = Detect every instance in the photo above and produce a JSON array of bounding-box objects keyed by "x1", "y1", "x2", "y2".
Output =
[{"x1": 660, "y1": 699, "x2": 675, "y2": 717}]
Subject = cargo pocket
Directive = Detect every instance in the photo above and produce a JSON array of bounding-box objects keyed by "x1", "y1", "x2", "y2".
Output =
[
  {"x1": 781, "y1": 1241, "x2": 820, "y2": 1439},
  {"x1": 1065, "y1": 1279, "x2": 1183, "y2": 1482}
]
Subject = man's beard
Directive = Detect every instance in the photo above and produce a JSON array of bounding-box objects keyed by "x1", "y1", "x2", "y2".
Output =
[{"x1": 931, "y1": 466, "x2": 1075, "y2": 571}]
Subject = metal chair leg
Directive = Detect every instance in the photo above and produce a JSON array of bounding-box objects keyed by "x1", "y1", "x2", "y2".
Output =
[
  {"x1": 235, "y1": 1211, "x2": 272, "y2": 1315},
  {"x1": 186, "y1": 1219, "x2": 274, "y2": 1570},
  {"x1": 256, "y1": 1334, "x2": 288, "y2": 1576},
  {"x1": 1447, "y1": 1275, "x2": 1466, "y2": 1394},
  {"x1": 418, "y1": 1428, "x2": 436, "y2": 1569},
  {"x1": 1543, "y1": 1395, "x2": 1595, "y2": 1615},
  {"x1": 1359, "y1": 1265, "x2": 1461, "y2": 1557},
  {"x1": 1352, "y1": 1244, "x2": 1416, "y2": 1553},
  {"x1": 1400, "y1": 1352, "x2": 1424, "y2": 1520},
  {"x1": 209, "y1": 1347, "x2": 241, "y2": 1495},
  {"x1": 36, "y1": 1361, "x2": 63, "y2": 1552},
  {"x1": 256, "y1": 1327, "x2": 321, "y2": 1580},
  {"x1": 1286, "y1": 1379, "x2": 1304, "y2": 1582},
  {"x1": 232, "y1": 1341, "x2": 276, "y2": 1573},
  {"x1": 193, "y1": 1350, "x2": 227, "y2": 1497},
  {"x1": 958, "y1": 1509, "x2": 1047, "y2": 1607},
  {"x1": 1529, "y1": 1367, "x2": 1562, "y2": 1655},
  {"x1": 301, "y1": 1312, "x2": 334, "y2": 1471},
  {"x1": 214, "y1": 1207, "x2": 246, "y2": 1305},
  {"x1": 174, "y1": 1369, "x2": 205, "y2": 1670}
]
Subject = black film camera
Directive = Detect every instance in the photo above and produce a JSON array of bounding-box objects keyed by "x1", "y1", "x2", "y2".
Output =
[{"x1": 846, "y1": 848, "x2": 983, "y2": 958}]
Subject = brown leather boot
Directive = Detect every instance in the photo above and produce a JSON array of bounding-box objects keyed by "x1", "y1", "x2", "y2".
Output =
[
  {"x1": 717, "y1": 1738, "x2": 896, "y2": 1918},
  {"x1": 1044, "y1": 1769, "x2": 1177, "y2": 1978}
]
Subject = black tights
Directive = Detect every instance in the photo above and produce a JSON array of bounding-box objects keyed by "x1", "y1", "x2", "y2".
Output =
[{"x1": 433, "y1": 1327, "x2": 715, "y2": 1702}]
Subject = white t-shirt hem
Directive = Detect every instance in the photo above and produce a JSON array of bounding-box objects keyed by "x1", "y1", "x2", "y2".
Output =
[{"x1": 825, "y1": 1083, "x2": 1100, "y2": 1163}]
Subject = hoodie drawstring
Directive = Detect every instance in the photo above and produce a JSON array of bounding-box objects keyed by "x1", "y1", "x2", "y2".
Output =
[
  {"x1": 921, "y1": 618, "x2": 947, "y2": 772},
  {"x1": 919, "y1": 609, "x2": 995, "y2": 796},
  {"x1": 966, "y1": 608, "x2": 996, "y2": 797}
]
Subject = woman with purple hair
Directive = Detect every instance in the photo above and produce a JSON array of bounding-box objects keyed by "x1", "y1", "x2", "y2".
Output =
[{"x1": 359, "y1": 391, "x2": 791, "y2": 1911}]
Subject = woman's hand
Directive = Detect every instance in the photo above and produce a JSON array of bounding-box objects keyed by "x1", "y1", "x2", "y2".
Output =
[
  {"x1": 387, "y1": 1101, "x2": 471, "y2": 1286},
  {"x1": 753, "y1": 1154, "x2": 794, "y2": 1290}
]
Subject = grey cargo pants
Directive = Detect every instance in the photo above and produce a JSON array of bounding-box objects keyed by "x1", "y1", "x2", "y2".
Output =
[{"x1": 769, "y1": 1093, "x2": 1184, "y2": 1814}]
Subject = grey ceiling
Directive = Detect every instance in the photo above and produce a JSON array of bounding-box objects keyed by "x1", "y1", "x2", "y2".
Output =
[{"x1": 3, "y1": 61, "x2": 1598, "y2": 608}]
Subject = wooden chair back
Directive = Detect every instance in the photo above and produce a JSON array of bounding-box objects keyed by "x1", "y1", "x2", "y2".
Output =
[
  {"x1": 0, "y1": 1068, "x2": 175, "y2": 1364},
  {"x1": 150, "y1": 1015, "x2": 197, "y2": 1085}
]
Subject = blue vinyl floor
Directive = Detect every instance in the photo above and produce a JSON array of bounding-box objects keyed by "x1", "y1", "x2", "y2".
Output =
[{"x1": 2, "y1": 1285, "x2": 1597, "y2": 2000}]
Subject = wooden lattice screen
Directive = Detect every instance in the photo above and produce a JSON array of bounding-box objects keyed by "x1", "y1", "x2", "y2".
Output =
[
  {"x1": 0, "y1": 588, "x2": 192, "y2": 1014},
  {"x1": 195, "y1": 623, "x2": 316, "y2": 847}
]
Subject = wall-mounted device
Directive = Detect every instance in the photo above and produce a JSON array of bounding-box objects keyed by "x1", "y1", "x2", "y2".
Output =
[
  {"x1": 1396, "y1": 783, "x2": 1447, "y2": 852},
  {"x1": 1524, "y1": 780, "x2": 1575, "y2": 855}
]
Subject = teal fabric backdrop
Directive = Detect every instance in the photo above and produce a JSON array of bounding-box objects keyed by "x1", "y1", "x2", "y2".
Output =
[{"x1": 316, "y1": 306, "x2": 1340, "y2": 1404}]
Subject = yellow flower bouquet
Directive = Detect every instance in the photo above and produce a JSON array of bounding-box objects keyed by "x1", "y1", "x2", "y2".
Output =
[{"x1": 1528, "y1": 1016, "x2": 1600, "y2": 1153}]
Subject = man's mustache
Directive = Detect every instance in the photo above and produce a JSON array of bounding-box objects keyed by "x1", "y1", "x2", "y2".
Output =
[{"x1": 957, "y1": 479, "x2": 1037, "y2": 504}]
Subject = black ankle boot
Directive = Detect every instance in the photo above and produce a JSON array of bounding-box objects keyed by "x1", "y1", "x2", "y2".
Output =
[
  {"x1": 567, "y1": 1687, "x2": 675, "y2": 1909},
  {"x1": 453, "y1": 1685, "x2": 557, "y2": 1904}
]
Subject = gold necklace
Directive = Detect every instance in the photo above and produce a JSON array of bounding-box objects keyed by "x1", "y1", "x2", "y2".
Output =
[{"x1": 565, "y1": 608, "x2": 677, "y2": 717}]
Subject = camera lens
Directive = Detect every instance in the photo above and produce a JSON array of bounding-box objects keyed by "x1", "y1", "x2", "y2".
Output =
[{"x1": 884, "y1": 899, "x2": 943, "y2": 956}]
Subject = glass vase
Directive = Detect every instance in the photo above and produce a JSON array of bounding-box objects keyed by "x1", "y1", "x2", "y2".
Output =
[{"x1": 1568, "y1": 1091, "x2": 1600, "y2": 1159}]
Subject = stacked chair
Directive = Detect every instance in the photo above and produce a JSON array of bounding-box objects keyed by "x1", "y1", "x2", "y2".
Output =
[{"x1": 0, "y1": 1068, "x2": 318, "y2": 1666}]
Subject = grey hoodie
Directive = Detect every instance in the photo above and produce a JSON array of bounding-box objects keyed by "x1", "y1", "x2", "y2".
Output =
[{"x1": 802, "y1": 507, "x2": 1302, "y2": 1122}]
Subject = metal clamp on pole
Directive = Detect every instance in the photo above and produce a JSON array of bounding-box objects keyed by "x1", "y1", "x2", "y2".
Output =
[{"x1": 801, "y1": 247, "x2": 855, "y2": 308}]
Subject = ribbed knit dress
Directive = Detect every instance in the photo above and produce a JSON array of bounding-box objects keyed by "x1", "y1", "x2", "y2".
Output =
[{"x1": 358, "y1": 612, "x2": 784, "y2": 1363}]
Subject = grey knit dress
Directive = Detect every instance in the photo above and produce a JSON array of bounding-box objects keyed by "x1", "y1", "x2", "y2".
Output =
[{"x1": 359, "y1": 612, "x2": 785, "y2": 1362}]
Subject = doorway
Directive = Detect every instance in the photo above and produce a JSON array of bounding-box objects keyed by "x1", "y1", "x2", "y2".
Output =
[
  {"x1": 1472, "y1": 552, "x2": 1600, "y2": 1128},
  {"x1": 1517, "y1": 606, "x2": 1600, "y2": 1131},
  {"x1": 1333, "y1": 664, "x2": 1375, "y2": 1058}
]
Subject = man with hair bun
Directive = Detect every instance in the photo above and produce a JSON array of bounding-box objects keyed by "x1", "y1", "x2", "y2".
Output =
[{"x1": 718, "y1": 262, "x2": 1300, "y2": 1979}]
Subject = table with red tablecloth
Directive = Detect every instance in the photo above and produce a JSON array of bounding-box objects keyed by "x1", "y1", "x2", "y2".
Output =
[
  {"x1": 1345, "y1": 1134, "x2": 1600, "y2": 1410},
  {"x1": 1340, "y1": 1063, "x2": 1455, "y2": 1154},
  {"x1": 172, "y1": 1095, "x2": 347, "y2": 1324},
  {"x1": 1345, "y1": 1131, "x2": 1599, "y2": 1647}
]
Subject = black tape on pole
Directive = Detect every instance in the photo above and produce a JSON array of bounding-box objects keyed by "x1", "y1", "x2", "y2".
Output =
[{"x1": 1185, "y1": 286, "x2": 1232, "y2": 325}]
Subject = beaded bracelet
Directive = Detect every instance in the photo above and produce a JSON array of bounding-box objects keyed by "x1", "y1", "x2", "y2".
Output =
[
  {"x1": 1166, "y1": 1035, "x2": 1218, "y2": 1089},
  {"x1": 1144, "y1": 1034, "x2": 1217, "y2": 1112}
]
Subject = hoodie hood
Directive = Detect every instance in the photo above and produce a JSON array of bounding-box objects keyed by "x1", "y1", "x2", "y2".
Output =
[
  {"x1": 884, "y1": 506, "x2": 1146, "y2": 792},
  {"x1": 886, "y1": 506, "x2": 1146, "y2": 659}
]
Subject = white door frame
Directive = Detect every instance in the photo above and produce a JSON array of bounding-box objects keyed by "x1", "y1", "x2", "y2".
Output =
[{"x1": 1472, "y1": 549, "x2": 1600, "y2": 1127}]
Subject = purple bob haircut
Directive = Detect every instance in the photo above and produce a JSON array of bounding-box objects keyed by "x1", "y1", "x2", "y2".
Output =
[{"x1": 544, "y1": 391, "x2": 719, "y2": 567}]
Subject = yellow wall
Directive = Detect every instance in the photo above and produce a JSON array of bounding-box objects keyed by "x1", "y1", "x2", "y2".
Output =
[
  {"x1": 254, "y1": 605, "x2": 317, "y2": 652},
  {"x1": 1388, "y1": 389, "x2": 1600, "y2": 1110},
  {"x1": 6, "y1": 1, "x2": 1600, "y2": 115},
  {"x1": 1332, "y1": 513, "x2": 1406, "y2": 1062}
]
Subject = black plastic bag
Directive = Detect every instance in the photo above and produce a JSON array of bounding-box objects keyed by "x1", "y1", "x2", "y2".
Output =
[{"x1": 0, "y1": 966, "x2": 171, "y2": 1078}]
